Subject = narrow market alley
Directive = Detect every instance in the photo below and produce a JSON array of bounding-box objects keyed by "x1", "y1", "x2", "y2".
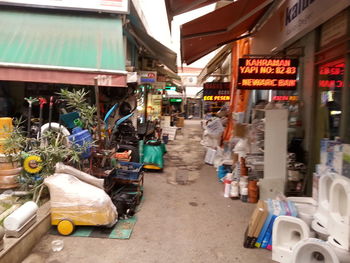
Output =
[{"x1": 24, "y1": 120, "x2": 273, "y2": 263}]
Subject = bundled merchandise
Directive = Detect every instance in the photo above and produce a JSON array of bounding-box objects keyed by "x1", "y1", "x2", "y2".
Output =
[
  {"x1": 201, "y1": 117, "x2": 225, "y2": 148},
  {"x1": 220, "y1": 156, "x2": 259, "y2": 203},
  {"x1": 244, "y1": 198, "x2": 298, "y2": 250},
  {"x1": 320, "y1": 139, "x2": 350, "y2": 179},
  {"x1": 44, "y1": 165, "x2": 118, "y2": 227}
]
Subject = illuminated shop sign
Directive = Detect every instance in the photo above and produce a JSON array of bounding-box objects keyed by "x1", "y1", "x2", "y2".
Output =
[
  {"x1": 170, "y1": 98, "x2": 182, "y2": 103},
  {"x1": 318, "y1": 62, "x2": 344, "y2": 89},
  {"x1": 203, "y1": 82, "x2": 231, "y2": 101},
  {"x1": 237, "y1": 58, "x2": 299, "y2": 90},
  {"x1": 273, "y1": 96, "x2": 299, "y2": 101},
  {"x1": 0, "y1": 0, "x2": 129, "y2": 14}
]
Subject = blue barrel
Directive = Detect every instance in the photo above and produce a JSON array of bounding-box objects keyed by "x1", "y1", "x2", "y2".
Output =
[{"x1": 68, "y1": 127, "x2": 92, "y2": 159}]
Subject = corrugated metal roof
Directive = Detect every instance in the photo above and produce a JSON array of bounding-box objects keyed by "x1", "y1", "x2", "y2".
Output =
[{"x1": 0, "y1": 8, "x2": 125, "y2": 72}]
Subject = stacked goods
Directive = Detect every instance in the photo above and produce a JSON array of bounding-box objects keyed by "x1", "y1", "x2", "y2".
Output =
[
  {"x1": 243, "y1": 200, "x2": 268, "y2": 248},
  {"x1": 114, "y1": 150, "x2": 132, "y2": 162},
  {"x1": 244, "y1": 199, "x2": 298, "y2": 250}
]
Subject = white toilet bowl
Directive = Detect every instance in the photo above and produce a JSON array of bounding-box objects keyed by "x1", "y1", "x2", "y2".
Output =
[
  {"x1": 328, "y1": 237, "x2": 350, "y2": 263},
  {"x1": 312, "y1": 219, "x2": 330, "y2": 241},
  {"x1": 314, "y1": 174, "x2": 335, "y2": 228},
  {"x1": 287, "y1": 197, "x2": 318, "y2": 227},
  {"x1": 292, "y1": 238, "x2": 339, "y2": 263},
  {"x1": 272, "y1": 216, "x2": 311, "y2": 263},
  {"x1": 328, "y1": 177, "x2": 350, "y2": 250}
]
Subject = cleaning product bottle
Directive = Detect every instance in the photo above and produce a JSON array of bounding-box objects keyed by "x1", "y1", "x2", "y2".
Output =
[
  {"x1": 230, "y1": 181, "x2": 239, "y2": 199},
  {"x1": 224, "y1": 179, "x2": 232, "y2": 198}
]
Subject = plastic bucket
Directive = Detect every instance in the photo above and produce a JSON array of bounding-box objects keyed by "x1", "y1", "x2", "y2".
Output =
[
  {"x1": 0, "y1": 118, "x2": 13, "y2": 138},
  {"x1": 68, "y1": 127, "x2": 92, "y2": 159}
]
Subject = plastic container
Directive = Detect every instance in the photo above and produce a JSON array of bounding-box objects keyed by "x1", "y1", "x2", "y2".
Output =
[
  {"x1": 241, "y1": 188, "x2": 248, "y2": 202},
  {"x1": 224, "y1": 179, "x2": 232, "y2": 198},
  {"x1": 248, "y1": 180, "x2": 259, "y2": 203},
  {"x1": 110, "y1": 161, "x2": 143, "y2": 180},
  {"x1": 0, "y1": 118, "x2": 12, "y2": 139},
  {"x1": 230, "y1": 181, "x2": 239, "y2": 198},
  {"x1": 68, "y1": 127, "x2": 92, "y2": 159},
  {"x1": 60, "y1": 112, "x2": 80, "y2": 129}
]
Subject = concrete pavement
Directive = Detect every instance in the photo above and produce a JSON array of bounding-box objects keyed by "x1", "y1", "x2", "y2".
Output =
[{"x1": 23, "y1": 120, "x2": 273, "y2": 263}]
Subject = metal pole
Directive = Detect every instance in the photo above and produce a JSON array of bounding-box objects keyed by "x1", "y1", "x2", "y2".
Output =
[
  {"x1": 144, "y1": 84, "x2": 148, "y2": 122},
  {"x1": 94, "y1": 77, "x2": 102, "y2": 144}
]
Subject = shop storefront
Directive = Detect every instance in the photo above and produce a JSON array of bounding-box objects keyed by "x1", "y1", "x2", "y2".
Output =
[
  {"x1": 0, "y1": 5, "x2": 128, "y2": 119},
  {"x1": 250, "y1": 0, "x2": 350, "y2": 194}
]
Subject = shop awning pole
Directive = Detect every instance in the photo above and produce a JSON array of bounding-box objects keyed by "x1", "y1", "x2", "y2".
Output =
[{"x1": 94, "y1": 77, "x2": 102, "y2": 145}]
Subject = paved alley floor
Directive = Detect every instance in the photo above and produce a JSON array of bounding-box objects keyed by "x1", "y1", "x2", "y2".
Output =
[{"x1": 24, "y1": 120, "x2": 273, "y2": 263}]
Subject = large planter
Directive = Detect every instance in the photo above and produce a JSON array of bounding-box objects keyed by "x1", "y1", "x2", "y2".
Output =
[{"x1": 0, "y1": 154, "x2": 21, "y2": 189}]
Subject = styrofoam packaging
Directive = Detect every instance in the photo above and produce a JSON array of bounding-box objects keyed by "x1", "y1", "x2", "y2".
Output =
[{"x1": 4, "y1": 201, "x2": 38, "y2": 231}]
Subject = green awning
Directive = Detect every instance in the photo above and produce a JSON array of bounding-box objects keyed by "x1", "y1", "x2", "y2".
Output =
[{"x1": 0, "y1": 8, "x2": 127, "y2": 86}]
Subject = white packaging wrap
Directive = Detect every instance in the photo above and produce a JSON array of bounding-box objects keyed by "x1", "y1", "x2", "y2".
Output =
[
  {"x1": 4, "y1": 201, "x2": 38, "y2": 231},
  {"x1": 44, "y1": 173, "x2": 117, "y2": 226},
  {"x1": 55, "y1": 163, "x2": 104, "y2": 189}
]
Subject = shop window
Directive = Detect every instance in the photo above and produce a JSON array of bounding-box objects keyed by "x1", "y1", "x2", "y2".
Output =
[{"x1": 318, "y1": 58, "x2": 345, "y2": 139}]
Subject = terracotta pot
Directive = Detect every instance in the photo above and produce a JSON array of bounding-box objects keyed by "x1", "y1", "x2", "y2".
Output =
[{"x1": 0, "y1": 167, "x2": 22, "y2": 176}]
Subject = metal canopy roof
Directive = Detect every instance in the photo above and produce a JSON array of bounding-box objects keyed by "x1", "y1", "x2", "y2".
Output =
[
  {"x1": 180, "y1": 0, "x2": 273, "y2": 65},
  {"x1": 0, "y1": 8, "x2": 127, "y2": 86}
]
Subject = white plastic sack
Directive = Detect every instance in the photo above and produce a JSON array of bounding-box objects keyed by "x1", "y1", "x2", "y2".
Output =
[{"x1": 206, "y1": 118, "x2": 224, "y2": 136}]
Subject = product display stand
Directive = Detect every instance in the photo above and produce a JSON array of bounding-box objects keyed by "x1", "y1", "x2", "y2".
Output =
[{"x1": 258, "y1": 109, "x2": 288, "y2": 200}]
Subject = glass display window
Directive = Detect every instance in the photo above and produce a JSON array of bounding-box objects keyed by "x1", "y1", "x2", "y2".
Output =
[{"x1": 318, "y1": 58, "x2": 345, "y2": 139}]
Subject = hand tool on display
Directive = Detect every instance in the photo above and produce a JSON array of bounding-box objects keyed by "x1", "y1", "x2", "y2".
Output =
[
  {"x1": 48, "y1": 96, "x2": 54, "y2": 130},
  {"x1": 94, "y1": 78, "x2": 102, "y2": 146},
  {"x1": 104, "y1": 103, "x2": 118, "y2": 131},
  {"x1": 24, "y1": 97, "x2": 39, "y2": 138},
  {"x1": 38, "y1": 97, "x2": 47, "y2": 138},
  {"x1": 104, "y1": 103, "x2": 118, "y2": 148}
]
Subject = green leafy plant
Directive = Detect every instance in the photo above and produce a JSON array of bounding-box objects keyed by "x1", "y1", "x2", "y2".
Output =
[
  {"x1": 3, "y1": 118, "x2": 26, "y2": 161},
  {"x1": 3, "y1": 120, "x2": 93, "y2": 203},
  {"x1": 57, "y1": 89, "x2": 97, "y2": 132}
]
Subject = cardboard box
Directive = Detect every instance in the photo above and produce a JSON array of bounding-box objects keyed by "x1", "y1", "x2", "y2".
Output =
[{"x1": 235, "y1": 123, "x2": 247, "y2": 138}]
